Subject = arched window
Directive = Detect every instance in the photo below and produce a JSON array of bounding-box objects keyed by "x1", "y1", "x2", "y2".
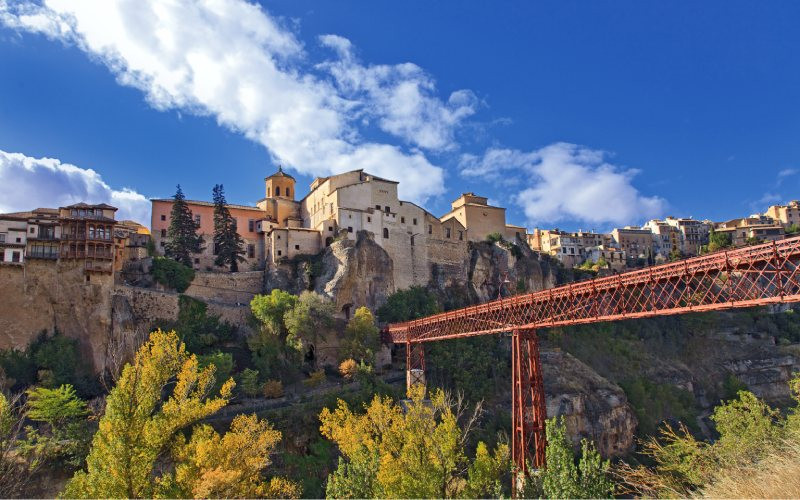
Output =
[
  {"x1": 383, "y1": 228, "x2": 389, "y2": 239},
  {"x1": 275, "y1": 186, "x2": 281, "y2": 196},
  {"x1": 267, "y1": 187, "x2": 271, "y2": 197},
  {"x1": 287, "y1": 188, "x2": 291, "y2": 197}
]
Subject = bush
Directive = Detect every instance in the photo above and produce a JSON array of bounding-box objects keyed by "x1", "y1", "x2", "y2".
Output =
[
  {"x1": 151, "y1": 256, "x2": 195, "y2": 292},
  {"x1": 339, "y1": 359, "x2": 358, "y2": 381},
  {"x1": 485, "y1": 232, "x2": 504, "y2": 244},
  {"x1": 263, "y1": 379, "x2": 284, "y2": 399},
  {"x1": 155, "y1": 295, "x2": 233, "y2": 353},
  {"x1": 196, "y1": 351, "x2": 234, "y2": 396},
  {"x1": 303, "y1": 369, "x2": 326, "y2": 388},
  {"x1": 376, "y1": 286, "x2": 439, "y2": 324},
  {"x1": 0, "y1": 331, "x2": 98, "y2": 396},
  {"x1": 238, "y1": 368, "x2": 261, "y2": 398}
]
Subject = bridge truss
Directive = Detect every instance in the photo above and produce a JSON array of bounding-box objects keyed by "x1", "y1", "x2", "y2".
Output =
[{"x1": 387, "y1": 236, "x2": 800, "y2": 492}]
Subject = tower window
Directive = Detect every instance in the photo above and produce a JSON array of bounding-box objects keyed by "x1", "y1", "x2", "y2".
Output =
[
  {"x1": 267, "y1": 187, "x2": 271, "y2": 197},
  {"x1": 287, "y1": 188, "x2": 291, "y2": 197},
  {"x1": 383, "y1": 228, "x2": 389, "y2": 239},
  {"x1": 413, "y1": 218, "x2": 417, "y2": 225},
  {"x1": 275, "y1": 187, "x2": 281, "y2": 196},
  {"x1": 428, "y1": 224, "x2": 432, "y2": 234}
]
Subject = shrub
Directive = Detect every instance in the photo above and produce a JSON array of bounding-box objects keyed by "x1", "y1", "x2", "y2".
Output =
[
  {"x1": 151, "y1": 256, "x2": 195, "y2": 292},
  {"x1": 339, "y1": 359, "x2": 358, "y2": 380},
  {"x1": 263, "y1": 379, "x2": 284, "y2": 399},
  {"x1": 485, "y1": 232, "x2": 504, "y2": 244},
  {"x1": 238, "y1": 368, "x2": 261, "y2": 398},
  {"x1": 376, "y1": 286, "x2": 439, "y2": 324},
  {"x1": 303, "y1": 369, "x2": 326, "y2": 388}
]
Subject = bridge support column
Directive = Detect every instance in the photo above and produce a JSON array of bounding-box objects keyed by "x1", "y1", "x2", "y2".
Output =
[
  {"x1": 405, "y1": 341, "x2": 426, "y2": 395},
  {"x1": 511, "y1": 328, "x2": 547, "y2": 497}
]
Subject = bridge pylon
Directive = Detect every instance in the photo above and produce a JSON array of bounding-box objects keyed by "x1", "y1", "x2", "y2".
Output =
[
  {"x1": 511, "y1": 328, "x2": 547, "y2": 497},
  {"x1": 405, "y1": 341, "x2": 426, "y2": 395}
]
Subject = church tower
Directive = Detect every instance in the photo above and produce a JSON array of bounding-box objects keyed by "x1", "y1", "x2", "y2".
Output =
[{"x1": 265, "y1": 166, "x2": 296, "y2": 200}]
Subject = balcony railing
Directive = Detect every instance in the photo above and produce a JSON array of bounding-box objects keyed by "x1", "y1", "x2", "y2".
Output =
[
  {"x1": 30, "y1": 233, "x2": 58, "y2": 241},
  {"x1": 85, "y1": 260, "x2": 112, "y2": 272},
  {"x1": 62, "y1": 233, "x2": 113, "y2": 241},
  {"x1": 26, "y1": 250, "x2": 59, "y2": 259}
]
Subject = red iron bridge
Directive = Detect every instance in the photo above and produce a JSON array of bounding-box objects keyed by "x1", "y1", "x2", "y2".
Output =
[{"x1": 387, "y1": 236, "x2": 800, "y2": 493}]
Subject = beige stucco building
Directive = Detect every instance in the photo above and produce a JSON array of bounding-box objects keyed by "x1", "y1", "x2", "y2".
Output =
[
  {"x1": 764, "y1": 200, "x2": 800, "y2": 228},
  {"x1": 440, "y1": 193, "x2": 526, "y2": 242}
]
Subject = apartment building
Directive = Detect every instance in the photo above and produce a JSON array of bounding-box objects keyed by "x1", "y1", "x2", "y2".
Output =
[
  {"x1": 764, "y1": 200, "x2": 800, "y2": 228},
  {"x1": 0, "y1": 203, "x2": 122, "y2": 276},
  {"x1": 663, "y1": 217, "x2": 710, "y2": 255},
  {"x1": 611, "y1": 226, "x2": 654, "y2": 261},
  {"x1": 714, "y1": 215, "x2": 785, "y2": 246}
]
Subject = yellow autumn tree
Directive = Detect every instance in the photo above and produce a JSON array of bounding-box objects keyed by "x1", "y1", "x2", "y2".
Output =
[
  {"x1": 64, "y1": 329, "x2": 234, "y2": 498},
  {"x1": 62, "y1": 329, "x2": 299, "y2": 499},
  {"x1": 319, "y1": 385, "x2": 509, "y2": 498},
  {"x1": 161, "y1": 414, "x2": 300, "y2": 498}
]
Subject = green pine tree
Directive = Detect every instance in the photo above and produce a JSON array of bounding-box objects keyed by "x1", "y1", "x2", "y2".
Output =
[
  {"x1": 164, "y1": 185, "x2": 203, "y2": 267},
  {"x1": 212, "y1": 184, "x2": 245, "y2": 272}
]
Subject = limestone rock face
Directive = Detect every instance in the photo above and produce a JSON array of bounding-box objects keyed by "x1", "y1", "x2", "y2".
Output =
[
  {"x1": 542, "y1": 350, "x2": 637, "y2": 457},
  {"x1": 430, "y1": 240, "x2": 561, "y2": 308},
  {"x1": 0, "y1": 261, "x2": 114, "y2": 372},
  {"x1": 314, "y1": 232, "x2": 395, "y2": 314}
]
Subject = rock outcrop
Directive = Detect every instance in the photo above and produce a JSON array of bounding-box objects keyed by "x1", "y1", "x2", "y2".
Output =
[{"x1": 543, "y1": 350, "x2": 638, "y2": 457}]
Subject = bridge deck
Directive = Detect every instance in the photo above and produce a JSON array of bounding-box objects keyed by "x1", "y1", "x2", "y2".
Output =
[{"x1": 388, "y1": 236, "x2": 800, "y2": 343}]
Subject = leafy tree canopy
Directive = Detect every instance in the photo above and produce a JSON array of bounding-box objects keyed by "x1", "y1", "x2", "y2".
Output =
[{"x1": 376, "y1": 286, "x2": 440, "y2": 324}]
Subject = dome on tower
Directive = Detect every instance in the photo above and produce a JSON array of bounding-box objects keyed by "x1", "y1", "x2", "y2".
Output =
[{"x1": 265, "y1": 165, "x2": 295, "y2": 181}]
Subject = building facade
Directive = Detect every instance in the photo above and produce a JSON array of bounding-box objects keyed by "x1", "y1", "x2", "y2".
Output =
[{"x1": 0, "y1": 203, "x2": 127, "y2": 278}]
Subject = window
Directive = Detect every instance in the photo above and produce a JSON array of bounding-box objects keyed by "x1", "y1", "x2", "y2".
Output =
[
  {"x1": 194, "y1": 258, "x2": 199, "y2": 264},
  {"x1": 413, "y1": 218, "x2": 417, "y2": 225},
  {"x1": 384, "y1": 206, "x2": 390, "y2": 213},
  {"x1": 0, "y1": 234, "x2": 4, "y2": 243},
  {"x1": 294, "y1": 244, "x2": 300, "y2": 250},
  {"x1": 367, "y1": 217, "x2": 371, "y2": 223},
  {"x1": 276, "y1": 186, "x2": 281, "y2": 196},
  {"x1": 195, "y1": 214, "x2": 201, "y2": 225},
  {"x1": 287, "y1": 188, "x2": 291, "y2": 197},
  {"x1": 428, "y1": 224, "x2": 432, "y2": 234},
  {"x1": 383, "y1": 228, "x2": 389, "y2": 239},
  {"x1": 375, "y1": 204, "x2": 381, "y2": 210},
  {"x1": 248, "y1": 244, "x2": 255, "y2": 258},
  {"x1": 161, "y1": 229, "x2": 167, "y2": 237},
  {"x1": 401, "y1": 217, "x2": 405, "y2": 223},
  {"x1": 458, "y1": 230, "x2": 463, "y2": 241},
  {"x1": 277, "y1": 250, "x2": 282, "y2": 256},
  {"x1": 160, "y1": 241, "x2": 165, "y2": 247},
  {"x1": 30, "y1": 227, "x2": 35, "y2": 233},
  {"x1": 12, "y1": 251, "x2": 20, "y2": 262},
  {"x1": 446, "y1": 227, "x2": 451, "y2": 238},
  {"x1": 213, "y1": 243, "x2": 219, "y2": 255},
  {"x1": 277, "y1": 235, "x2": 281, "y2": 239},
  {"x1": 248, "y1": 219, "x2": 254, "y2": 232},
  {"x1": 348, "y1": 226, "x2": 353, "y2": 233},
  {"x1": 267, "y1": 187, "x2": 271, "y2": 197},
  {"x1": 161, "y1": 214, "x2": 166, "y2": 221},
  {"x1": 88, "y1": 225, "x2": 95, "y2": 239},
  {"x1": 328, "y1": 226, "x2": 333, "y2": 231},
  {"x1": 411, "y1": 235, "x2": 415, "y2": 246}
]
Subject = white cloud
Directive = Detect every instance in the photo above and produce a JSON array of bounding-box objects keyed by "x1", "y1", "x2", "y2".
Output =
[
  {"x1": 318, "y1": 34, "x2": 477, "y2": 151},
  {"x1": 461, "y1": 142, "x2": 667, "y2": 226},
  {"x1": 0, "y1": 0, "x2": 457, "y2": 203},
  {"x1": 0, "y1": 150, "x2": 150, "y2": 224}
]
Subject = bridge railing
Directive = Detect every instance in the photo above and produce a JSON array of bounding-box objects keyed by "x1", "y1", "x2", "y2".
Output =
[{"x1": 388, "y1": 236, "x2": 800, "y2": 343}]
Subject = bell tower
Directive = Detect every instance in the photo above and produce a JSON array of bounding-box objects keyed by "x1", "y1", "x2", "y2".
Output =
[{"x1": 265, "y1": 165, "x2": 296, "y2": 200}]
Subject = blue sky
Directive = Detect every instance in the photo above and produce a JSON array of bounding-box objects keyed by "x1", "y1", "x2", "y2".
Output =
[{"x1": 1, "y1": 1, "x2": 799, "y2": 229}]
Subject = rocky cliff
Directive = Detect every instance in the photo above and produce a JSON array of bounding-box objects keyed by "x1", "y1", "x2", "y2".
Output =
[
  {"x1": 0, "y1": 261, "x2": 114, "y2": 372},
  {"x1": 543, "y1": 350, "x2": 637, "y2": 457}
]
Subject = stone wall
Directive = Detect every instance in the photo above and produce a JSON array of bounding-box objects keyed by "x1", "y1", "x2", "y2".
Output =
[{"x1": 184, "y1": 270, "x2": 264, "y2": 304}]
